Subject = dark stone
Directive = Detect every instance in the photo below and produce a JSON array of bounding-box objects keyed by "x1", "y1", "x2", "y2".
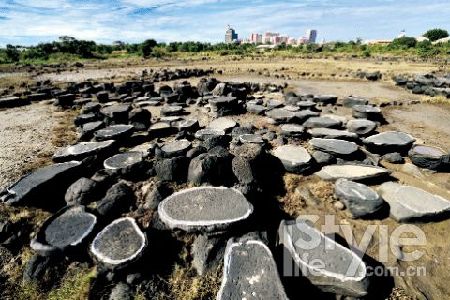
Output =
[
  {"x1": 192, "y1": 234, "x2": 227, "y2": 275},
  {"x1": 80, "y1": 121, "x2": 104, "y2": 141},
  {"x1": 65, "y1": 177, "x2": 100, "y2": 205},
  {"x1": 304, "y1": 117, "x2": 341, "y2": 128},
  {"x1": 94, "y1": 125, "x2": 134, "y2": 142},
  {"x1": 97, "y1": 91, "x2": 109, "y2": 103},
  {"x1": 142, "y1": 182, "x2": 172, "y2": 210},
  {"x1": 342, "y1": 96, "x2": 369, "y2": 108},
  {"x1": 74, "y1": 113, "x2": 98, "y2": 126},
  {"x1": 201, "y1": 135, "x2": 231, "y2": 151},
  {"x1": 155, "y1": 157, "x2": 189, "y2": 182},
  {"x1": 382, "y1": 153, "x2": 405, "y2": 164},
  {"x1": 100, "y1": 104, "x2": 131, "y2": 124},
  {"x1": 309, "y1": 138, "x2": 359, "y2": 158},
  {"x1": 96, "y1": 182, "x2": 135, "y2": 218},
  {"x1": 409, "y1": 145, "x2": 450, "y2": 171},
  {"x1": 109, "y1": 282, "x2": 133, "y2": 300},
  {"x1": 312, "y1": 150, "x2": 336, "y2": 165},
  {"x1": 129, "y1": 108, "x2": 151, "y2": 130}
]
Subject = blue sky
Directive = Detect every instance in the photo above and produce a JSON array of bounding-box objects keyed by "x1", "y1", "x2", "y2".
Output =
[{"x1": 0, "y1": 0, "x2": 449, "y2": 46}]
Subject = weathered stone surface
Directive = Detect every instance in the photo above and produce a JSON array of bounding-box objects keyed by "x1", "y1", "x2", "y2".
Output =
[
  {"x1": 148, "y1": 122, "x2": 176, "y2": 138},
  {"x1": 53, "y1": 140, "x2": 115, "y2": 162},
  {"x1": 382, "y1": 152, "x2": 405, "y2": 164},
  {"x1": 272, "y1": 145, "x2": 313, "y2": 174},
  {"x1": 265, "y1": 109, "x2": 296, "y2": 124},
  {"x1": 0, "y1": 96, "x2": 27, "y2": 108},
  {"x1": 90, "y1": 217, "x2": 147, "y2": 268},
  {"x1": 104, "y1": 152, "x2": 143, "y2": 170},
  {"x1": 335, "y1": 179, "x2": 384, "y2": 218},
  {"x1": 342, "y1": 96, "x2": 369, "y2": 108},
  {"x1": 96, "y1": 182, "x2": 135, "y2": 218},
  {"x1": 309, "y1": 138, "x2": 359, "y2": 157},
  {"x1": 100, "y1": 104, "x2": 131, "y2": 124},
  {"x1": 363, "y1": 131, "x2": 415, "y2": 154},
  {"x1": 31, "y1": 206, "x2": 96, "y2": 255},
  {"x1": 208, "y1": 117, "x2": 237, "y2": 132},
  {"x1": 174, "y1": 118, "x2": 200, "y2": 132},
  {"x1": 195, "y1": 128, "x2": 226, "y2": 140},
  {"x1": 378, "y1": 182, "x2": 450, "y2": 222},
  {"x1": 316, "y1": 164, "x2": 390, "y2": 181},
  {"x1": 304, "y1": 117, "x2": 342, "y2": 128},
  {"x1": 1, "y1": 161, "x2": 82, "y2": 206},
  {"x1": 346, "y1": 119, "x2": 377, "y2": 136},
  {"x1": 409, "y1": 145, "x2": 450, "y2": 171},
  {"x1": 192, "y1": 234, "x2": 227, "y2": 276},
  {"x1": 160, "y1": 105, "x2": 184, "y2": 117},
  {"x1": 313, "y1": 95, "x2": 338, "y2": 105},
  {"x1": 94, "y1": 125, "x2": 134, "y2": 141},
  {"x1": 158, "y1": 187, "x2": 253, "y2": 232},
  {"x1": 209, "y1": 96, "x2": 239, "y2": 117},
  {"x1": 308, "y1": 128, "x2": 358, "y2": 140},
  {"x1": 80, "y1": 121, "x2": 104, "y2": 140},
  {"x1": 155, "y1": 157, "x2": 188, "y2": 182},
  {"x1": 65, "y1": 177, "x2": 99, "y2": 205},
  {"x1": 352, "y1": 105, "x2": 382, "y2": 120},
  {"x1": 217, "y1": 237, "x2": 288, "y2": 300},
  {"x1": 279, "y1": 220, "x2": 369, "y2": 297},
  {"x1": 247, "y1": 103, "x2": 267, "y2": 114},
  {"x1": 109, "y1": 282, "x2": 133, "y2": 300},
  {"x1": 280, "y1": 124, "x2": 304, "y2": 138},
  {"x1": 312, "y1": 150, "x2": 336, "y2": 165},
  {"x1": 239, "y1": 134, "x2": 264, "y2": 144},
  {"x1": 160, "y1": 140, "x2": 191, "y2": 158}
]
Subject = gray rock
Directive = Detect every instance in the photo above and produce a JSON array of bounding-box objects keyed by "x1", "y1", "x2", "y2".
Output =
[
  {"x1": 208, "y1": 117, "x2": 237, "y2": 132},
  {"x1": 53, "y1": 141, "x2": 115, "y2": 162},
  {"x1": 293, "y1": 110, "x2": 320, "y2": 123},
  {"x1": 342, "y1": 96, "x2": 369, "y2": 108},
  {"x1": 280, "y1": 124, "x2": 305, "y2": 138},
  {"x1": 173, "y1": 118, "x2": 200, "y2": 132},
  {"x1": 346, "y1": 119, "x2": 377, "y2": 136},
  {"x1": 265, "y1": 109, "x2": 296, "y2": 124},
  {"x1": 335, "y1": 179, "x2": 384, "y2": 218},
  {"x1": 209, "y1": 96, "x2": 239, "y2": 117},
  {"x1": 148, "y1": 122, "x2": 176, "y2": 138},
  {"x1": 316, "y1": 164, "x2": 391, "y2": 181},
  {"x1": 160, "y1": 140, "x2": 192, "y2": 158},
  {"x1": 272, "y1": 145, "x2": 313, "y2": 174},
  {"x1": 304, "y1": 117, "x2": 341, "y2": 128},
  {"x1": 100, "y1": 104, "x2": 131, "y2": 124},
  {"x1": 217, "y1": 237, "x2": 288, "y2": 300},
  {"x1": 309, "y1": 138, "x2": 359, "y2": 157},
  {"x1": 192, "y1": 234, "x2": 227, "y2": 276},
  {"x1": 1, "y1": 161, "x2": 82, "y2": 206},
  {"x1": 308, "y1": 128, "x2": 358, "y2": 140},
  {"x1": 109, "y1": 282, "x2": 133, "y2": 300},
  {"x1": 409, "y1": 145, "x2": 450, "y2": 171},
  {"x1": 0, "y1": 96, "x2": 26, "y2": 108},
  {"x1": 201, "y1": 135, "x2": 231, "y2": 151},
  {"x1": 352, "y1": 105, "x2": 382, "y2": 120},
  {"x1": 160, "y1": 105, "x2": 184, "y2": 117},
  {"x1": 96, "y1": 182, "x2": 135, "y2": 218},
  {"x1": 80, "y1": 121, "x2": 104, "y2": 141},
  {"x1": 239, "y1": 134, "x2": 264, "y2": 144},
  {"x1": 90, "y1": 217, "x2": 147, "y2": 268},
  {"x1": 104, "y1": 152, "x2": 143, "y2": 170},
  {"x1": 278, "y1": 220, "x2": 369, "y2": 297},
  {"x1": 247, "y1": 103, "x2": 267, "y2": 114},
  {"x1": 378, "y1": 182, "x2": 450, "y2": 222},
  {"x1": 312, "y1": 151, "x2": 336, "y2": 165},
  {"x1": 65, "y1": 177, "x2": 99, "y2": 205},
  {"x1": 31, "y1": 206, "x2": 97, "y2": 254},
  {"x1": 296, "y1": 100, "x2": 317, "y2": 109},
  {"x1": 94, "y1": 125, "x2": 134, "y2": 141},
  {"x1": 382, "y1": 152, "x2": 404, "y2": 164},
  {"x1": 195, "y1": 128, "x2": 226, "y2": 140},
  {"x1": 313, "y1": 95, "x2": 338, "y2": 105},
  {"x1": 155, "y1": 157, "x2": 188, "y2": 182},
  {"x1": 363, "y1": 131, "x2": 415, "y2": 154},
  {"x1": 157, "y1": 187, "x2": 253, "y2": 232}
]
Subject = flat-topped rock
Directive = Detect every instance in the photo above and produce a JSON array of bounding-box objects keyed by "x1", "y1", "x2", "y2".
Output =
[
  {"x1": 346, "y1": 119, "x2": 377, "y2": 136},
  {"x1": 296, "y1": 100, "x2": 317, "y2": 109},
  {"x1": 90, "y1": 217, "x2": 147, "y2": 268},
  {"x1": 363, "y1": 131, "x2": 415, "y2": 154},
  {"x1": 53, "y1": 140, "x2": 115, "y2": 162},
  {"x1": 293, "y1": 110, "x2": 320, "y2": 122},
  {"x1": 173, "y1": 118, "x2": 200, "y2": 132},
  {"x1": 272, "y1": 145, "x2": 313, "y2": 174},
  {"x1": 160, "y1": 139, "x2": 192, "y2": 157},
  {"x1": 1, "y1": 161, "x2": 82, "y2": 206},
  {"x1": 217, "y1": 237, "x2": 288, "y2": 300},
  {"x1": 148, "y1": 122, "x2": 176, "y2": 137},
  {"x1": 80, "y1": 121, "x2": 104, "y2": 140},
  {"x1": 209, "y1": 96, "x2": 238, "y2": 117},
  {"x1": 0, "y1": 96, "x2": 26, "y2": 108},
  {"x1": 208, "y1": 117, "x2": 237, "y2": 132},
  {"x1": 313, "y1": 95, "x2": 338, "y2": 105},
  {"x1": 160, "y1": 105, "x2": 184, "y2": 116},
  {"x1": 378, "y1": 182, "x2": 450, "y2": 222},
  {"x1": 309, "y1": 138, "x2": 359, "y2": 157},
  {"x1": 94, "y1": 125, "x2": 134, "y2": 141},
  {"x1": 31, "y1": 206, "x2": 96, "y2": 255},
  {"x1": 342, "y1": 96, "x2": 369, "y2": 108},
  {"x1": 335, "y1": 179, "x2": 384, "y2": 218},
  {"x1": 195, "y1": 128, "x2": 226, "y2": 140},
  {"x1": 316, "y1": 164, "x2": 390, "y2": 181},
  {"x1": 158, "y1": 187, "x2": 253, "y2": 232},
  {"x1": 304, "y1": 117, "x2": 342, "y2": 129},
  {"x1": 247, "y1": 103, "x2": 267, "y2": 114},
  {"x1": 100, "y1": 104, "x2": 131, "y2": 122},
  {"x1": 279, "y1": 220, "x2": 368, "y2": 297},
  {"x1": 280, "y1": 124, "x2": 305, "y2": 138},
  {"x1": 266, "y1": 99, "x2": 284, "y2": 109},
  {"x1": 239, "y1": 134, "x2": 264, "y2": 144},
  {"x1": 409, "y1": 145, "x2": 450, "y2": 171},
  {"x1": 104, "y1": 152, "x2": 143, "y2": 170},
  {"x1": 265, "y1": 109, "x2": 296, "y2": 124},
  {"x1": 352, "y1": 105, "x2": 382, "y2": 120},
  {"x1": 308, "y1": 128, "x2": 358, "y2": 140}
]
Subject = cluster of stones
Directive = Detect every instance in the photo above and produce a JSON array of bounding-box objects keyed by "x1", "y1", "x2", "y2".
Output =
[
  {"x1": 394, "y1": 73, "x2": 450, "y2": 98},
  {"x1": 1, "y1": 76, "x2": 449, "y2": 299}
]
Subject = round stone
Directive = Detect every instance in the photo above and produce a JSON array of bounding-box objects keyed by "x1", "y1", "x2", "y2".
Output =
[
  {"x1": 43, "y1": 206, "x2": 97, "y2": 249},
  {"x1": 95, "y1": 125, "x2": 134, "y2": 141},
  {"x1": 272, "y1": 145, "x2": 313, "y2": 174},
  {"x1": 208, "y1": 117, "x2": 237, "y2": 132},
  {"x1": 352, "y1": 105, "x2": 382, "y2": 120},
  {"x1": 195, "y1": 128, "x2": 226, "y2": 140},
  {"x1": 346, "y1": 119, "x2": 377, "y2": 136},
  {"x1": 104, "y1": 152, "x2": 143, "y2": 170},
  {"x1": 161, "y1": 139, "x2": 192, "y2": 157},
  {"x1": 363, "y1": 131, "x2": 415, "y2": 154},
  {"x1": 90, "y1": 217, "x2": 147, "y2": 267},
  {"x1": 158, "y1": 187, "x2": 253, "y2": 232}
]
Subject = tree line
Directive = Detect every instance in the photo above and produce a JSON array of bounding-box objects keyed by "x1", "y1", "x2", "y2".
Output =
[{"x1": 0, "y1": 28, "x2": 448, "y2": 64}]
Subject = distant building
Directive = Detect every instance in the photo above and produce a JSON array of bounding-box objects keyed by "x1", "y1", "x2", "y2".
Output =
[
  {"x1": 263, "y1": 32, "x2": 279, "y2": 44},
  {"x1": 306, "y1": 29, "x2": 317, "y2": 43},
  {"x1": 249, "y1": 33, "x2": 262, "y2": 44},
  {"x1": 397, "y1": 30, "x2": 406, "y2": 38},
  {"x1": 225, "y1": 25, "x2": 238, "y2": 43}
]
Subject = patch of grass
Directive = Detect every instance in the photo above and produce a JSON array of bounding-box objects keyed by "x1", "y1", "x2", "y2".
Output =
[
  {"x1": 51, "y1": 109, "x2": 79, "y2": 147},
  {"x1": 47, "y1": 265, "x2": 96, "y2": 300},
  {"x1": 277, "y1": 174, "x2": 307, "y2": 217}
]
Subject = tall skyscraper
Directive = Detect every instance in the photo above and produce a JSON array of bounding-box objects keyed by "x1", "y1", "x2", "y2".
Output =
[
  {"x1": 225, "y1": 25, "x2": 238, "y2": 43},
  {"x1": 306, "y1": 29, "x2": 317, "y2": 43}
]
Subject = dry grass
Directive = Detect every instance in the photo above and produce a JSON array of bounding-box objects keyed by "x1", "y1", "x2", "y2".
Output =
[
  {"x1": 51, "y1": 109, "x2": 79, "y2": 147},
  {"x1": 47, "y1": 265, "x2": 96, "y2": 300}
]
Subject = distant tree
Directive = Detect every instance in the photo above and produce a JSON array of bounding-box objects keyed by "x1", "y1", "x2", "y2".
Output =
[
  {"x1": 5, "y1": 44, "x2": 20, "y2": 62},
  {"x1": 141, "y1": 39, "x2": 157, "y2": 57},
  {"x1": 389, "y1": 37, "x2": 417, "y2": 49},
  {"x1": 423, "y1": 28, "x2": 449, "y2": 42}
]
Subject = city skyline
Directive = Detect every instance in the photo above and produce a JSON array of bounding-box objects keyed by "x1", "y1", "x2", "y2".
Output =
[{"x1": 0, "y1": 0, "x2": 450, "y2": 46}]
